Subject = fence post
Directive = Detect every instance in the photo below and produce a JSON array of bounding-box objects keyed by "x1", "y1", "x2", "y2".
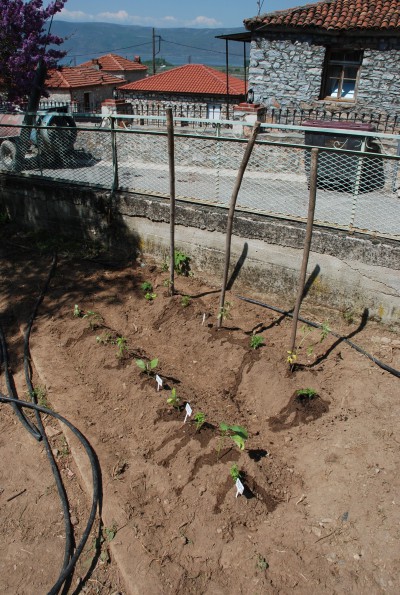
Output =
[
  {"x1": 288, "y1": 147, "x2": 319, "y2": 369},
  {"x1": 110, "y1": 116, "x2": 119, "y2": 192},
  {"x1": 218, "y1": 121, "x2": 261, "y2": 328},
  {"x1": 166, "y1": 108, "x2": 176, "y2": 296}
]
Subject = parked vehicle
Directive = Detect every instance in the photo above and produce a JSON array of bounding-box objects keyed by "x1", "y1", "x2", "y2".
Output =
[{"x1": 0, "y1": 106, "x2": 77, "y2": 171}]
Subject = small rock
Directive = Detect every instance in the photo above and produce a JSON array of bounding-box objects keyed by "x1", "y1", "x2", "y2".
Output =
[
  {"x1": 311, "y1": 526, "x2": 322, "y2": 537},
  {"x1": 216, "y1": 527, "x2": 223, "y2": 534},
  {"x1": 284, "y1": 436, "x2": 292, "y2": 443},
  {"x1": 70, "y1": 516, "x2": 79, "y2": 526},
  {"x1": 199, "y1": 486, "x2": 206, "y2": 495},
  {"x1": 326, "y1": 553, "x2": 337, "y2": 563},
  {"x1": 52, "y1": 448, "x2": 59, "y2": 457},
  {"x1": 353, "y1": 554, "x2": 361, "y2": 560}
]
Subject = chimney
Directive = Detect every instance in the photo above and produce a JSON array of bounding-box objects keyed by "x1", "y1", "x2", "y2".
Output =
[{"x1": 134, "y1": 56, "x2": 141, "y2": 63}]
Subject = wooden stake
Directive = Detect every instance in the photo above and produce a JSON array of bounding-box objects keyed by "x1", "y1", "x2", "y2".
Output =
[
  {"x1": 288, "y1": 148, "x2": 319, "y2": 367},
  {"x1": 166, "y1": 108, "x2": 176, "y2": 296},
  {"x1": 218, "y1": 121, "x2": 261, "y2": 328}
]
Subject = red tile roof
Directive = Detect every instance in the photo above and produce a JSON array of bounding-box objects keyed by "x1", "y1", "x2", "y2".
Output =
[
  {"x1": 46, "y1": 66, "x2": 126, "y2": 89},
  {"x1": 245, "y1": 0, "x2": 400, "y2": 31},
  {"x1": 119, "y1": 64, "x2": 247, "y2": 96},
  {"x1": 80, "y1": 53, "x2": 147, "y2": 72}
]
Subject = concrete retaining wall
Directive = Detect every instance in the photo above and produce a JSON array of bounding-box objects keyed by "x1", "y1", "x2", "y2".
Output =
[{"x1": 1, "y1": 174, "x2": 399, "y2": 324}]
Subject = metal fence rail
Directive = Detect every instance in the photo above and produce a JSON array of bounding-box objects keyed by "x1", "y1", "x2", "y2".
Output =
[{"x1": 0, "y1": 114, "x2": 399, "y2": 240}]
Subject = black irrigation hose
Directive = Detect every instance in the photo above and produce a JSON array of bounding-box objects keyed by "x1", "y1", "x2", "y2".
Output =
[
  {"x1": 0, "y1": 253, "x2": 101, "y2": 593},
  {"x1": 0, "y1": 324, "x2": 42, "y2": 440},
  {"x1": 237, "y1": 295, "x2": 400, "y2": 379},
  {"x1": 0, "y1": 395, "x2": 100, "y2": 595},
  {"x1": 22, "y1": 255, "x2": 74, "y2": 582}
]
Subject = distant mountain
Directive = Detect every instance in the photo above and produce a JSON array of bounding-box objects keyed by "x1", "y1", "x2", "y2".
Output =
[{"x1": 52, "y1": 21, "x2": 248, "y2": 68}]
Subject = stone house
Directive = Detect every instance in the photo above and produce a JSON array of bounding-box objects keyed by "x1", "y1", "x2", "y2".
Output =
[
  {"x1": 244, "y1": 0, "x2": 400, "y2": 122},
  {"x1": 45, "y1": 66, "x2": 127, "y2": 112},
  {"x1": 79, "y1": 54, "x2": 148, "y2": 84},
  {"x1": 118, "y1": 63, "x2": 246, "y2": 120}
]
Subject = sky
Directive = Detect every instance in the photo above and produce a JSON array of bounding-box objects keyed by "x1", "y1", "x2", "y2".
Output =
[{"x1": 55, "y1": 0, "x2": 321, "y2": 29}]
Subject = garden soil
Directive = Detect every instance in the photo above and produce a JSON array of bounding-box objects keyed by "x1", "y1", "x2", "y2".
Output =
[{"x1": 1, "y1": 233, "x2": 399, "y2": 594}]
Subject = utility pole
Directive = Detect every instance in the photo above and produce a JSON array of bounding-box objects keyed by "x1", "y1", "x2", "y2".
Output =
[
  {"x1": 257, "y1": 1, "x2": 265, "y2": 15},
  {"x1": 152, "y1": 28, "x2": 161, "y2": 75}
]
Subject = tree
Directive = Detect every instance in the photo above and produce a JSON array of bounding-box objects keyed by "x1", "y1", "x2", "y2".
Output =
[{"x1": 0, "y1": 0, "x2": 66, "y2": 103}]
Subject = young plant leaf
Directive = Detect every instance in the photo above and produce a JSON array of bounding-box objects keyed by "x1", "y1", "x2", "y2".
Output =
[
  {"x1": 135, "y1": 359, "x2": 146, "y2": 371},
  {"x1": 232, "y1": 435, "x2": 246, "y2": 450}
]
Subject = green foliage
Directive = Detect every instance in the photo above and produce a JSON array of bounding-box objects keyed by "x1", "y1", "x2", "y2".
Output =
[
  {"x1": 135, "y1": 358, "x2": 158, "y2": 376},
  {"x1": 82, "y1": 310, "x2": 103, "y2": 329},
  {"x1": 342, "y1": 308, "x2": 355, "y2": 325},
  {"x1": 218, "y1": 301, "x2": 232, "y2": 321},
  {"x1": 141, "y1": 281, "x2": 153, "y2": 292},
  {"x1": 167, "y1": 387, "x2": 180, "y2": 408},
  {"x1": 181, "y1": 295, "x2": 191, "y2": 308},
  {"x1": 219, "y1": 422, "x2": 248, "y2": 451},
  {"x1": 144, "y1": 292, "x2": 157, "y2": 301},
  {"x1": 73, "y1": 304, "x2": 82, "y2": 318},
  {"x1": 250, "y1": 334, "x2": 264, "y2": 350},
  {"x1": 174, "y1": 250, "x2": 191, "y2": 276},
  {"x1": 320, "y1": 321, "x2": 331, "y2": 341},
  {"x1": 256, "y1": 554, "x2": 269, "y2": 571},
  {"x1": 0, "y1": 210, "x2": 10, "y2": 225},
  {"x1": 230, "y1": 463, "x2": 241, "y2": 482},
  {"x1": 30, "y1": 385, "x2": 49, "y2": 408},
  {"x1": 116, "y1": 336, "x2": 128, "y2": 359},
  {"x1": 104, "y1": 524, "x2": 117, "y2": 542},
  {"x1": 296, "y1": 387, "x2": 317, "y2": 399},
  {"x1": 96, "y1": 331, "x2": 113, "y2": 345},
  {"x1": 193, "y1": 411, "x2": 206, "y2": 431}
]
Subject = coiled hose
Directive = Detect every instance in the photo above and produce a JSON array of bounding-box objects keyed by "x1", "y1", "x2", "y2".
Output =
[{"x1": 0, "y1": 255, "x2": 101, "y2": 594}]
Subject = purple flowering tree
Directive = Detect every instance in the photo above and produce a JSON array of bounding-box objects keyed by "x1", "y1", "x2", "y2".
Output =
[{"x1": 0, "y1": 0, "x2": 66, "y2": 103}]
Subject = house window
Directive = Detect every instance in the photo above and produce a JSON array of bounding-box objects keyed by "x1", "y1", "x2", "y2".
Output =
[{"x1": 321, "y1": 49, "x2": 363, "y2": 101}]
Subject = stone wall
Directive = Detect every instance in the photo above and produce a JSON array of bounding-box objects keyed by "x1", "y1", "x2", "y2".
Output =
[{"x1": 249, "y1": 32, "x2": 400, "y2": 115}]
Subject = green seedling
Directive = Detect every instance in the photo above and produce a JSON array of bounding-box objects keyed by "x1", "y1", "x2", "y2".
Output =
[
  {"x1": 141, "y1": 281, "x2": 153, "y2": 292},
  {"x1": 193, "y1": 412, "x2": 206, "y2": 431},
  {"x1": 296, "y1": 388, "x2": 317, "y2": 400},
  {"x1": 144, "y1": 292, "x2": 157, "y2": 301},
  {"x1": 342, "y1": 308, "x2": 355, "y2": 325},
  {"x1": 96, "y1": 331, "x2": 113, "y2": 345},
  {"x1": 250, "y1": 334, "x2": 264, "y2": 350},
  {"x1": 73, "y1": 304, "x2": 82, "y2": 318},
  {"x1": 174, "y1": 250, "x2": 191, "y2": 276},
  {"x1": 218, "y1": 301, "x2": 232, "y2": 321},
  {"x1": 320, "y1": 321, "x2": 331, "y2": 341},
  {"x1": 163, "y1": 278, "x2": 171, "y2": 288},
  {"x1": 29, "y1": 386, "x2": 49, "y2": 408},
  {"x1": 230, "y1": 463, "x2": 241, "y2": 482},
  {"x1": 116, "y1": 336, "x2": 128, "y2": 359},
  {"x1": 218, "y1": 423, "x2": 248, "y2": 457},
  {"x1": 167, "y1": 388, "x2": 180, "y2": 409},
  {"x1": 256, "y1": 554, "x2": 269, "y2": 571},
  {"x1": 82, "y1": 310, "x2": 103, "y2": 329},
  {"x1": 103, "y1": 524, "x2": 118, "y2": 543},
  {"x1": 135, "y1": 358, "x2": 158, "y2": 376},
  {"x1": 181, "y1": 295, "x2": 191, "y2": 307}
]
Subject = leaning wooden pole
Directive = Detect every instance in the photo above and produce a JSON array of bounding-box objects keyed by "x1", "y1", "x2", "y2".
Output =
[
  {"x1": 217, "y1": 121, "x2": 261, "y2": 328},
  {"x1": 166, "y1": 108, "x2": 176, "y2": 296},
  {"x1": 288, "y1": 147, "x2": 319, "y2": 367}
]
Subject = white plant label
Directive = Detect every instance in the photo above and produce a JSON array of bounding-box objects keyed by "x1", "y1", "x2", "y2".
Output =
[
  {"x1": 235, "y1": 478, "x2": 244, "y2": 498},
  {"x1": 155, "y1": 375, "x2": 163, "y2": 391},
  {"x1": 184, "y1": 402, "x2": 192, "y2": 423},
  {"x1": 202, "y1": 313, "x2": 206, "y2": 326}
]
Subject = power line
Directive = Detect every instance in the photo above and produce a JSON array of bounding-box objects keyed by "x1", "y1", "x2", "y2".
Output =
[
  {"x1": 67, "y1": 40, "x2": 153, "y2": 58},
  {"x1": 161, "y1": 37, "x2": 243, "y2": 58}
]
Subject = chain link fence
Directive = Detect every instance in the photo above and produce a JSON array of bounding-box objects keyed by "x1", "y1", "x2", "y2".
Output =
[{"x1": 0, "y1": 113, "x2": 399, "y2": 240}]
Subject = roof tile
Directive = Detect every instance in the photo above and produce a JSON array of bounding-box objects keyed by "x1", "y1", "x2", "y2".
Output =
[
  {"x1": 245, "y1": 0, "x2": 400, "y2": 31},
  {"x1": 119, "y1": 64, "x2": 246, "y2": 96},
  {"x1": 80, "y1": 53, "x2": 147, "y2": 72},
  {"x1": 46, "y1": 67, "x2": 126, "y2": 89}
]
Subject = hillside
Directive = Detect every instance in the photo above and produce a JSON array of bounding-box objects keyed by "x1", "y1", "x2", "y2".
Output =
[{"x1": 52, "y1": 21, "x2": 248, "y2": 68}]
